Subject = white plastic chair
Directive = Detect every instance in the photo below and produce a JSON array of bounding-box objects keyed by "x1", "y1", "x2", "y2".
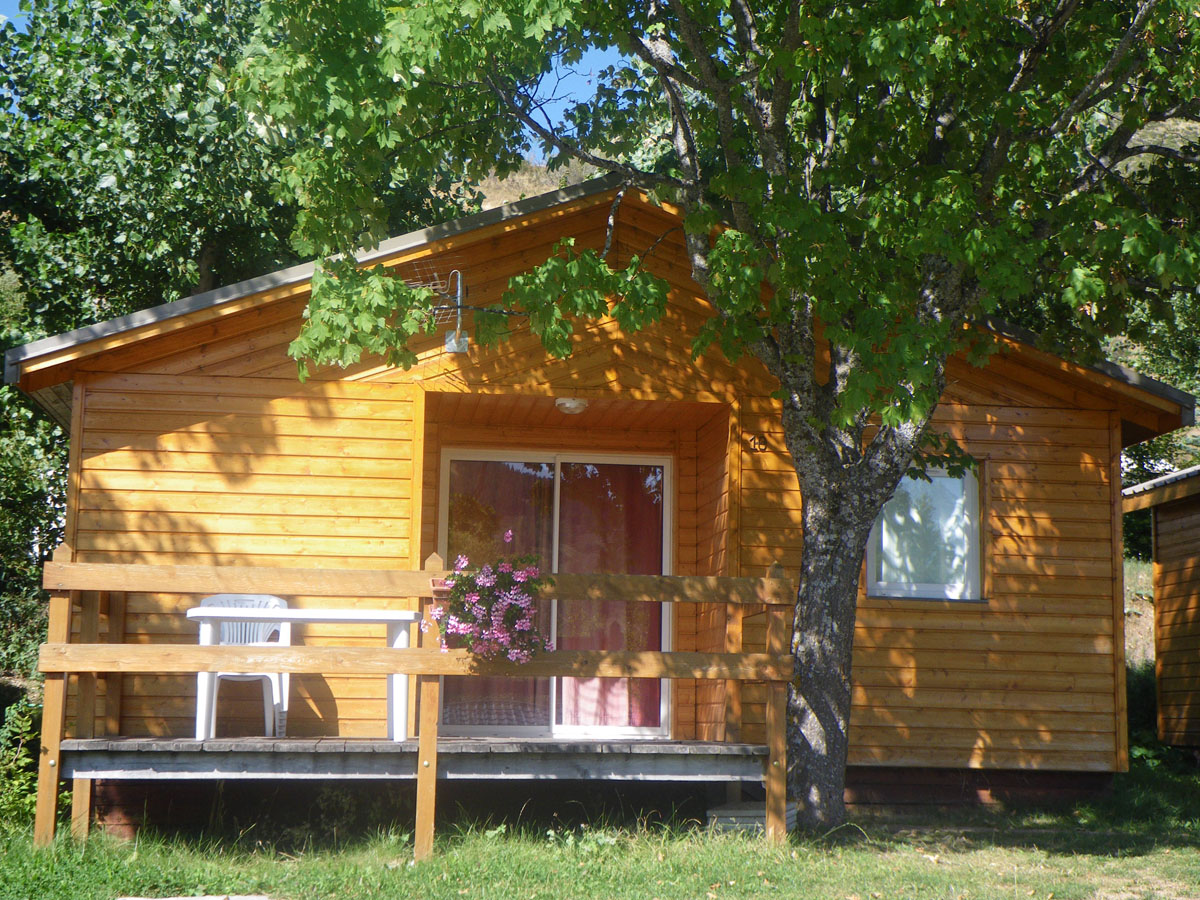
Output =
[{"x1": 195, "y1": 594, "x2": 291, "y2": 739}]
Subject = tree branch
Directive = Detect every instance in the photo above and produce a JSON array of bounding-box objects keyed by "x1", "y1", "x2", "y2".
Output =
[
  {"x1": 669, "y1": 1, "x2": 760, "y2": 233},
  {"x1": 480, "y1": 74, "x2": 685, "y2": 192},
  {"x1": 763, "y1": 2, "x2": 804, "y2": 182},
  {"x1": 626, "y1": 18, "x2": 705, "y2": 192},
  {"x1": 979, "y1": 0, "x2": 1083, "y2": 192},
  {"x1": 728, "y1": 0, "x2": 763, "y2": 57},
  {"x1": 1007, "y1": 0, "x2": 1084, "y2": 93},
  {"x1": 1038, "y1": 0, "x2": 1160, "y2": 139},
  {"x1": 1123, "y1": 144, "x2": 1200, "y2": 165},
  {"x1": 600, "y1": 186, "x2": 627, "y2": 262},
  {"x1": 625, "y1": 35, "x2": 703, "y2": 93}
]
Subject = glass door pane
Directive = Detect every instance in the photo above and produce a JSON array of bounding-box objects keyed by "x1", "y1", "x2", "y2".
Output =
[
  {"x1": 555, "y1": 462, "x2": 665, "y2": 731},
  {"x1": 441, "y1": 459, "x2": 554, "y2": 732}
]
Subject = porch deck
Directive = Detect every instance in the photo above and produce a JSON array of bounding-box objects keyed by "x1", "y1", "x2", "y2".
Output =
[
  {"x1": 36, "y1": 556, "x2": 794, "y2": 857},
  {"x1": 59, "y1": 737, "x2": 768, "y2": 782}
]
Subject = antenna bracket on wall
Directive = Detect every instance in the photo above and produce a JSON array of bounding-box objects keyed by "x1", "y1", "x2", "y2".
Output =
[{"x1": 445, "y1": 330, "x2": 470, "y2": 353}]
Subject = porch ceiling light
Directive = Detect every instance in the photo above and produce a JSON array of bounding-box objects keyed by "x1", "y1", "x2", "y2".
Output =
[{"x1": 555, "y1": 397, "x2": 589, "y2": 415}]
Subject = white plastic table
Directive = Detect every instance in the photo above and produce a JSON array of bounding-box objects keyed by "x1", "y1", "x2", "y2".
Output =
[{"x1": 186, "y1": 607, "x2": 423, "y2": 741}]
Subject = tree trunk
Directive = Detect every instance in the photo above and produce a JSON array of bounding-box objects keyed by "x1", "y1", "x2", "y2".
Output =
[
  {"x1": 194, "y1": 241, "x2": 218, "y2": 295},
  {"x1": 786, "y1": 475, "x2": 882, "y2": 829}
]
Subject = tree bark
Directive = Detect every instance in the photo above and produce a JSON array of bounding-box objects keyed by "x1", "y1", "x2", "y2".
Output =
[{"x1": 786, "y1": 476, "x2": 883, "y2": 828}]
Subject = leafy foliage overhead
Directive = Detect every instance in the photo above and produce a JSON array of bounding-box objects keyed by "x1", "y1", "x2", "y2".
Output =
[
  {"x1": 0, "y1": 0, "x2": 469, "y2": 343},
  {"x1": 0, "y1": 0, "x2": 471, "y2": 680},
  {"x1": 243, "y1": 0, "x2": 1200, "y2": 427}
]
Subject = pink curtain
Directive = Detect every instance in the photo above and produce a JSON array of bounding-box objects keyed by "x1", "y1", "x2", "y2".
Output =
[
  {"x1": 556, "y1": 463, "x2": 663, "y2": 729},
  {"x1": 441, "y1": 460, "x2": 554, "y2": 729},
  {"x1": 442, "y1": 458, "x2": 666, "y2": 733}
]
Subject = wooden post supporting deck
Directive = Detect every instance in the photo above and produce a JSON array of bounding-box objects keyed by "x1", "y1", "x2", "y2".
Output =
[
  {"x1": 70, "y1": 591, "x2": 101, "y2": 840},
  {"x1": 723, "y1": 602, "x2": 744, "y2": 742},
  {"x1": 414, "y1": 552, "x2": 444, "y2": 862},
  {"x1": 764, "y1": 563, "x2": 789, "y2": 843},
  {"x1": 414, "y1": 675, "x2": 440, "y2": 861},
  {"x1": 34, "y1": 581, "x2": 73, "y2": 846},
  {"x1": 103, "y1": 591, "x2": 125, "y2": 737},
  {"x1": 723, "y1": 602, "x2": 745, "y2": 804}
]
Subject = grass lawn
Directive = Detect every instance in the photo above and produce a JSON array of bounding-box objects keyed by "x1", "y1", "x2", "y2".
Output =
[{"x1": 2, "y1": 747, "x2": 1198, "y2": 900}]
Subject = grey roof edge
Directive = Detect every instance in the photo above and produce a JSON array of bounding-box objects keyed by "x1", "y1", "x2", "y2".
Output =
[
  {"x1": 3, "y1": 173, "x2": 625, "y2": 385},
  {"x1": 4, "y1": 175, "x2": 1194, "y2": 429},
  {"x1": 977, "y1": 315, "x2": 1196, "y2": 426},
  {"x1": 1122, "y1": 463, "x2": 1200, "y2": 498}
]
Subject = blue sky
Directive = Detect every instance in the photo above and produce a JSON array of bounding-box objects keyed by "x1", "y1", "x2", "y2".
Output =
[{"x1": 0, "y1": 0, "x2": 24, "y2": 28}]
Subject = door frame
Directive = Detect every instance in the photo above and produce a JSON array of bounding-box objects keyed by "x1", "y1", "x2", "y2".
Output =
[{"x1": 436, "y1": 448, "x2": 674, "y2": 739}]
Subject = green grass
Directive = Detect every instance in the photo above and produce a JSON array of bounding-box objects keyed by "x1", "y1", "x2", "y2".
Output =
[
  {"x1": 2, "y1": 749, "x2": 1199, "y2": 900},
  {"x1": 2, "y1": 816, "x2": 1198, "y2": 900}
]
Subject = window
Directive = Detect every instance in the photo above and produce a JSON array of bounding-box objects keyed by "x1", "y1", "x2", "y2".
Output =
[
  {"x1": 437, "y1": 450, "x2": 672, "y2": 738},
  {"x1": 866, "y1": 470, "x2": 981, "y2": 601}
]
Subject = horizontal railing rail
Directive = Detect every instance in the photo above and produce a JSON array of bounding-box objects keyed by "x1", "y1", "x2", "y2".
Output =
[
  {"x1": 39, "y1": 645, "x2": 793, "y2": 682},
  {"x1": 42, "y1": 560, "x2": 794, "y2": 606},
  {"x1": 34, "y1": 553, "x2": 794, "y2": 858}
]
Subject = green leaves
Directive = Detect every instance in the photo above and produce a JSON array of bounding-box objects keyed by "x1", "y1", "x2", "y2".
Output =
[
  {"x1": 289, "y1": 257, "x2": 439, "y2": 377},
  {"x1": 241, "y1": 0, "x2": 1200, "y2": 446},
  {"x1": 1, "y1": 0, "x2": 297, "y2": 336},
  {"x1": 499, "y1": 241, "x2": 669, "y2": 358}
]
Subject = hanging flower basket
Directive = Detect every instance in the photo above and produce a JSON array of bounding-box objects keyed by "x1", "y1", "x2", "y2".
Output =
[{"x1": 427, "y1": 530, "x2": 552, "y2": 663}]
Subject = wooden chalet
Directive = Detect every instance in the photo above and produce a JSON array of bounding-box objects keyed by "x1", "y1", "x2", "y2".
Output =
[
  {"x1": 1123, "y1": 467, "x2": 1200, "y2": 748},
  {"x1": 5, "y1": 177, "x2": 1194, "y2": 852}
]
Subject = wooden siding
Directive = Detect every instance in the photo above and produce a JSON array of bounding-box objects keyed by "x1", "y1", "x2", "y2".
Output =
[
  {"x1": 733, "y1": 394, "x2": 1123, "y2": 772},
  {"x1": 49, "y1": 188, "x2": 1144, "y2": 771},
  {"x1": 1153, "y1": 496, "x2": 1200, "y2": 747},
  {"x1": 693, "y1": 408, "x2": 734, "y2": 740},
  {"x1": 70, "y1": 371, "x2": 421, "y2": 739}
]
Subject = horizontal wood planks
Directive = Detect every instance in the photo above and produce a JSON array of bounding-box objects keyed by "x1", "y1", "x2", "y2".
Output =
[
  {"x1": 72, "y1": 372, "x2": 422, "y2": 738},
  {"x1": 1152, "y1": 496, "x2": 1200, "y2": 747},
  {"x1": 735, "y1": 394, "x2": 1123, "y2": 771},
  {"x1": 693, "y1": 409, "x2": 734, "y2": 741},
  {"x1": 48, "y1": 186, "x2": 1146, "y2": 775}
]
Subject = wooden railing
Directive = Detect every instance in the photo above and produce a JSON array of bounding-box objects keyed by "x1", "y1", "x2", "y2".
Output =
[{"x1": 35, "y1": 552, "x2": 794, "y2": 857}]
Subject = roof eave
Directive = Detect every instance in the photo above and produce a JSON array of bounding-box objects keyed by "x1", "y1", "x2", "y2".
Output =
[
  {"x1": 3, "y1": 173, "x2": 625, "y2": 387},
  {"x1": 977, "y1": 316, "x2": 1196, "y2": 432},
  {"x1": 1122, "y1": 464, "x2": 1200, "y2": 512}
]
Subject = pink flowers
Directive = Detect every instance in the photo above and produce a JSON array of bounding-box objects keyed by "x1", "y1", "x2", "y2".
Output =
[{"x1": 428, "y1": 530, "x2": 552, "y2": 664}]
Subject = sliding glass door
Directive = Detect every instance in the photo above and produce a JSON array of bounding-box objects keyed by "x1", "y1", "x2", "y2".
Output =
[{"x1": 438, "y1": 451, "x2": 671, "y2": 738}]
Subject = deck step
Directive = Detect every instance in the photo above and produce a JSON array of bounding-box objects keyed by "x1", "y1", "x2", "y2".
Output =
[{"x1": 707, "y1": 800, "x2": 797, "y2": 834}]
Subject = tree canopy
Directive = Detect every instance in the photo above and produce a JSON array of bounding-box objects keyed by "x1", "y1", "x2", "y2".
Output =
[
  {"x1": 0, "y1": 0, "x2": 473, "y2": 681},
  {"x1": 241, "y1": 0, "x2": 1200, "y2": 827},
  {"x1": 0, "y1": 0, "x2": 470, "y2": 342}
]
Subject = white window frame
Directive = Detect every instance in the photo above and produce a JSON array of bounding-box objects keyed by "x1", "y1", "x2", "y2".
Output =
[
  {"x1": 866, "y1": 469, "x2": 982, "y2": 602},
  {"x1": 437, "y1": 448, "x2": 674, "y2": 739}
]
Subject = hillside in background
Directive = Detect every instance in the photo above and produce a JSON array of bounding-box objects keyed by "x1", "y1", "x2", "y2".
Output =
[{"x1": 478, "y1": 160, "x2": 597, "y2": 210}]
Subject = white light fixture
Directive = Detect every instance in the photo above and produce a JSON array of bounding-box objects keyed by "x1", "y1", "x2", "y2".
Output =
[{"x1": 554, "y1": 397, "x2": 589, "y2": 415}]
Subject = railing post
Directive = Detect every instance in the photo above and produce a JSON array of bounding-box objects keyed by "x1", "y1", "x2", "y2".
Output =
[
  {"x1": 722, "y1": 600, "x2": 745, "y2": 803},
  {"x1": 71, "y1": 591, "x2": 101, "y2": 841},
  {"x1": 414, "y1": 552, "x2": 444, "y2": 860},
  {"x1": 723, "y1": 602, "x2": 744, "y2": 743},
  {"x1": 414, "y1": 674, "x2": 440, "y2": 861},
  {"x1": 34, "y1": 583, "x2": 73, "y2": 847},
  {"x1": 764, "y1": 563, "x2": 789, "y2": 842},
  {"x1": 102, "y1": 591, "x2": 126, "y2": 737}
]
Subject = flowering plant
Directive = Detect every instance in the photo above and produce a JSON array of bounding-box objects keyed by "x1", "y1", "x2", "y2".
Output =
[{"x1": 428, "y1": 530, "x2": 552, "y2": 663}]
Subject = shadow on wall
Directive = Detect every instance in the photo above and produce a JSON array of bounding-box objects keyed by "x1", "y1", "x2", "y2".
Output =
[{"x1": 75, "y1": 373, "x2": 418, "y2": 739}]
